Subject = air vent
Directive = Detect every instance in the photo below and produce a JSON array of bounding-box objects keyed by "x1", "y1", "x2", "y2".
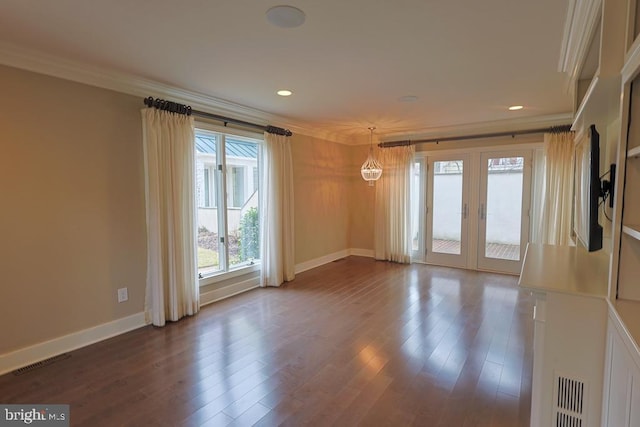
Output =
[
  {"x1": 553, "y1": 374, "x2": 587, "y2": 427},
  {"x1": 12, "y1": 354, "x2": 71, "y2": 376}
]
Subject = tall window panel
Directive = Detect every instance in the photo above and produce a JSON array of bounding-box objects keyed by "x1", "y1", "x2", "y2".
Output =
[{"x1": 195, "y1": 130, "x2": 261, "y2": 280}]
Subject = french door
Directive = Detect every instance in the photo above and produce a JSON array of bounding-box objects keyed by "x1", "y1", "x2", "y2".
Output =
[
  {"x1": 477, "y1": 151, "x2": 532, "y2": 274},
  {"x1": 420, "y1": 149, "x2": 532, "y2": 274},
  {"x1": 425, "y1": 155, "x2": 470, "y2": 268}
]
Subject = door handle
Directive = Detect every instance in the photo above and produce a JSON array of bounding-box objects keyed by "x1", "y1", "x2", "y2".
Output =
[
  {"x1": 480, "y1": 203, "x2": 485, "y2": 220},
  {"x1": 463, "y1": 203, "x2": 468, "y2": 219}
]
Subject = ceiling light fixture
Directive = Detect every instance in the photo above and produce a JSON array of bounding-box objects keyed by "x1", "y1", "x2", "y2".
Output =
[
  {"x1": 277, "y1": 89, "x2": 293, "y2": 96},
  {"x1": 266, "y1": 6, "x2": 306, "y2": 28},
  {"x1": 361, "y1": 127, "x2": 383, "y2": 186},
  {"x1": 508, "y1": 105, "x2": 524, "y2": 111}
]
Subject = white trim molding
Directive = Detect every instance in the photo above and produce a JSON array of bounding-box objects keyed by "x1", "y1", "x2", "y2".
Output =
[
  {"x1": 557, "y1": 0, "x2": 602, "y2": 86},
  {"x1": 350, "y1": 248, "x2": 375, "y2": 258},
  {"x1": 0, "y1": 312, "x2": 147, "y2": 376},
  {"x1": 0, "y1": 250, "x2": 375, "y2": 375},
  {"x1": 0, "y1": 42, "x2": 350, "y2": 145},
  {"x1": 381, "y1": 113, "x2": 574, "y2": 143},
  {"x1": 295, "y1": 250, "x2": 351, "y2": 274},
  {"x1": 294, "y1": 248, "x2": 376, "y2": 274},
  {"x1": 199, "y1": 277, "x2": 260, "y2": 306},
  {"x1": 0, "y1": 42, "x2": 575, "y2": 146}
]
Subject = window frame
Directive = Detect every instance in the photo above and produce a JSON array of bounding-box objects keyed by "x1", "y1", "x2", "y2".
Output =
[{"x1": 194, "y1": 123, "x2": 263, "y2": 287}]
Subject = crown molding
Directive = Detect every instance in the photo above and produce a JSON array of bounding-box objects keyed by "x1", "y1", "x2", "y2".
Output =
[
  {"x1": 557, "y1": 0, "x2": 602, "y2": 91},
  {"x1": 0, "y1": 42, "x2": 350, "y2": 144},
  {"x1": 0, "y1": 42, "x2": 574, "y2": 147},
  {"x1": 380, "y1": 113, "x2": 574, "y2": 143}
]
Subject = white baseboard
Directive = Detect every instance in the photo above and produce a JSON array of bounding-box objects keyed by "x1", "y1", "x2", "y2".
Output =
[
  {"x1": 0, "y1": 312, "x2": 147, "y2": 376},
  {"x1": 294, "y1": 249, "x2": 350, "y2": 274},
  {"x1": 294, "y1": 248, "x2": 375, "y2": 274},
  {"x1": 350, "y1": 248, "x2": 375, "y2": 258},
  {"x1": 200, "y1": 277, "x2": 260, "y2": 307},
  {"x1": 1, "y1": 250, "x2": 374, "y2": 375}
]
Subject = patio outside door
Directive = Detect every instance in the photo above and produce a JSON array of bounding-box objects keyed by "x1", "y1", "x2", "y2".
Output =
[{"x1": 425, "y1": 155, "x2": 470, "y2": 269}]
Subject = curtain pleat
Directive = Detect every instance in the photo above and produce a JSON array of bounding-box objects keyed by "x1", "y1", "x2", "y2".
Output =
[
  {"x1": 374, "y1": 145, "x2": 415, "y2": 263},
  {"x1": 141, "y1": 108, "x2": 198, "y2": 326},
  {"x1": 260, "y1": 132, "x2": 295, "y2": 287},
  {"x1": 538, "y1": 131, "x2": 575, "y2": 245}
]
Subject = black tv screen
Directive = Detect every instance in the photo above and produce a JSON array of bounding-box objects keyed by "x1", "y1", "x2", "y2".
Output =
[{"x1": 574, "y1": 124, "x2": 603, "y2": 251}]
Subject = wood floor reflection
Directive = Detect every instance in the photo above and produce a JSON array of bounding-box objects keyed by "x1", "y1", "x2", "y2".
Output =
[{"x1": 0, "y1": 257, "x2": 534, "y2": 426}]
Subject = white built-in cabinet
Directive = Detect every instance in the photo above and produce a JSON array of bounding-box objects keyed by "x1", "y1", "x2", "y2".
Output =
[
  {"x1": 519, "y1": 245, "x2": 609, "y2": 427},
  {"x1": 602, "y1": 308, "x2": 640, "y2": 427},
  {"x1": 605, "y1": 5, "x2": 640, "y2": 426},
  {"x1": 616, "y1": 67, "x2": 640, "y2": 303},
  {"x1": 521, "y1": 0, "x2": 640, "y2": 425}
]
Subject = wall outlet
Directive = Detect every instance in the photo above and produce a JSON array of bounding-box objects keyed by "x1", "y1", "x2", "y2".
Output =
[{"x1": 117, "y1": 287, "x2": 128, "y2": 303}]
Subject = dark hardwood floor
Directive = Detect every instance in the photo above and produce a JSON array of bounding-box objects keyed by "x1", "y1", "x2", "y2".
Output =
[{"x1": 0, "y1": 257, "x2": 534, "y2": 426}]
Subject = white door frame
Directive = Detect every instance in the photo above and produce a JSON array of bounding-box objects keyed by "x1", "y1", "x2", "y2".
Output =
[
  {"x1": 414, "y1": 143, "x2": 539, "y2": 274},
  {"x1": 425, "y1": 154, "x2": 470, "y2": 269},
  {"x1": 476, "y1": 150, "x2": 533, "y2": 274}
]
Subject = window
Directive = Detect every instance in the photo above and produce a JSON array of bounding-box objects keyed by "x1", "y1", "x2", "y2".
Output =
[{"x1": 195, "y1": 130, "x2": 261, "y2": 280}]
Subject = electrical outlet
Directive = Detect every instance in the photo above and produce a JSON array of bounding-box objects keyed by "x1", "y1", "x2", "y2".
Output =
[{"x1": 117, "y1": 287, "x2": 128, "y2": 303}]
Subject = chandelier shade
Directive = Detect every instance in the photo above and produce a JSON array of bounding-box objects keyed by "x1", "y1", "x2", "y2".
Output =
[{"x1": 361, "y1": 127, "x2": 383, "y2": 185}]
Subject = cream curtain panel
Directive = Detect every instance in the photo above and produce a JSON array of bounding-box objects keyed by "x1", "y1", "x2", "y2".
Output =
[
  {"x1": 374, "y1": 145, "x2": 415, "y2": 263},
  {"x1": 537, "y1": 131, "x2": 575, "y2": 245},
  {"x1": 260, "y1": 132, "x2": 295, "y2": 287},
  {"x1": 141, "y1": 108, "x2": 199, "y2": 327}
]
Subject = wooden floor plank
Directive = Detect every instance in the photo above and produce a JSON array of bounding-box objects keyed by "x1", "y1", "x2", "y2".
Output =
[{"x1": 0, "y1": 257, "x2": 533, "y2": 426}]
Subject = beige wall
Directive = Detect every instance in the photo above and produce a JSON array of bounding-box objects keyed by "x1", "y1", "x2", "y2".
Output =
[
  {"x1": 0, "y1": 65, "x2": 378, "y2": 355},
  {"x1": 0, "y1": 65, "x2": 146, "y2": 353},
  {"x1": 291, "y1": 134, "x2": 353, "y2": 264},
  {"x1": 291, "y1": 138, "x2": 378, "y2": 262},
  {"x1": 0, "y1": 63, "x2": 553, "y2": 356},
  {"x1": 348, "y1": 144, "x2": 375, "y2": 251}
]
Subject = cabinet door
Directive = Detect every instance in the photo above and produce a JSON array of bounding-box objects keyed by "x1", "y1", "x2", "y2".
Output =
[
  {"x1": 605, "y1": 331, "x2": 632, "y2": 427},
  {"x1": 630, "y1": 374, "x2": 640, "y2": 426}
]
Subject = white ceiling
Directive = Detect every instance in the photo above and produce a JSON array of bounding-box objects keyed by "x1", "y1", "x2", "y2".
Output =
[{"x1": 0, "y1": 0, "x2": 573, "y2": 140}]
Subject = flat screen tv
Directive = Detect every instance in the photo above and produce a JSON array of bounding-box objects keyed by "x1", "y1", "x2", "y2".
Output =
[{"x1": 573, "y1": 124, "x2": 603, "y2": 252}]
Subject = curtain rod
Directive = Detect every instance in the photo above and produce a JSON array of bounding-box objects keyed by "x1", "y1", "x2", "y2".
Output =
[
  {"x1": 143, "y1": 97, "x2": 293, "y2": 136},
  {"x1": 378, "y1": 124, "x2": 572, "y2": 148}
]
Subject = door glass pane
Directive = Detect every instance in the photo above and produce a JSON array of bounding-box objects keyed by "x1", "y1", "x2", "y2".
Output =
[
  {"x1": 226, "y1": 137, "x2": 260, "y2": 269},
  {"x1": 485, "y1": 157, "x2": 523, "y2": 260},
  {"x1": 195, "y1": 133, "x2": 221, "y2": 275},
  {"x1": 432, "y1": 160, "x2": 463, "y2": 255}
]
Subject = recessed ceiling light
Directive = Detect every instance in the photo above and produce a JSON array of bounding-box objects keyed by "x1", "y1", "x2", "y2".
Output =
[
  {"x1": 266, "y1": 6, "x2": 306, "y2": 28},
  {"x1": 277, "y1": 89, "x2": 293, "y2": 96},
  {"x1": 399, "y1": 95, "x2": 419, "y2": 103},
  {"x1": 508, "y1": 105, "x2": 524, "y2": 111}
]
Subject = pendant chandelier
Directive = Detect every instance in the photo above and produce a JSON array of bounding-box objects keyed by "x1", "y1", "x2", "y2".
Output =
[{"x1": 361, "y1": 127, "x2": 383, "y2": 185}]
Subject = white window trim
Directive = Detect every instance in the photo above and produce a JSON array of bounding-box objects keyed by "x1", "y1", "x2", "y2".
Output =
[
  {"x1": 199, "y1": 262, "x2": 261, "y2": 287},
  {"x1": 195, "y1": 121, "x2": 263, "y2": 140},
  {"x1": 195, "y1": 122, "x2": 263, "y2": 284}
]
